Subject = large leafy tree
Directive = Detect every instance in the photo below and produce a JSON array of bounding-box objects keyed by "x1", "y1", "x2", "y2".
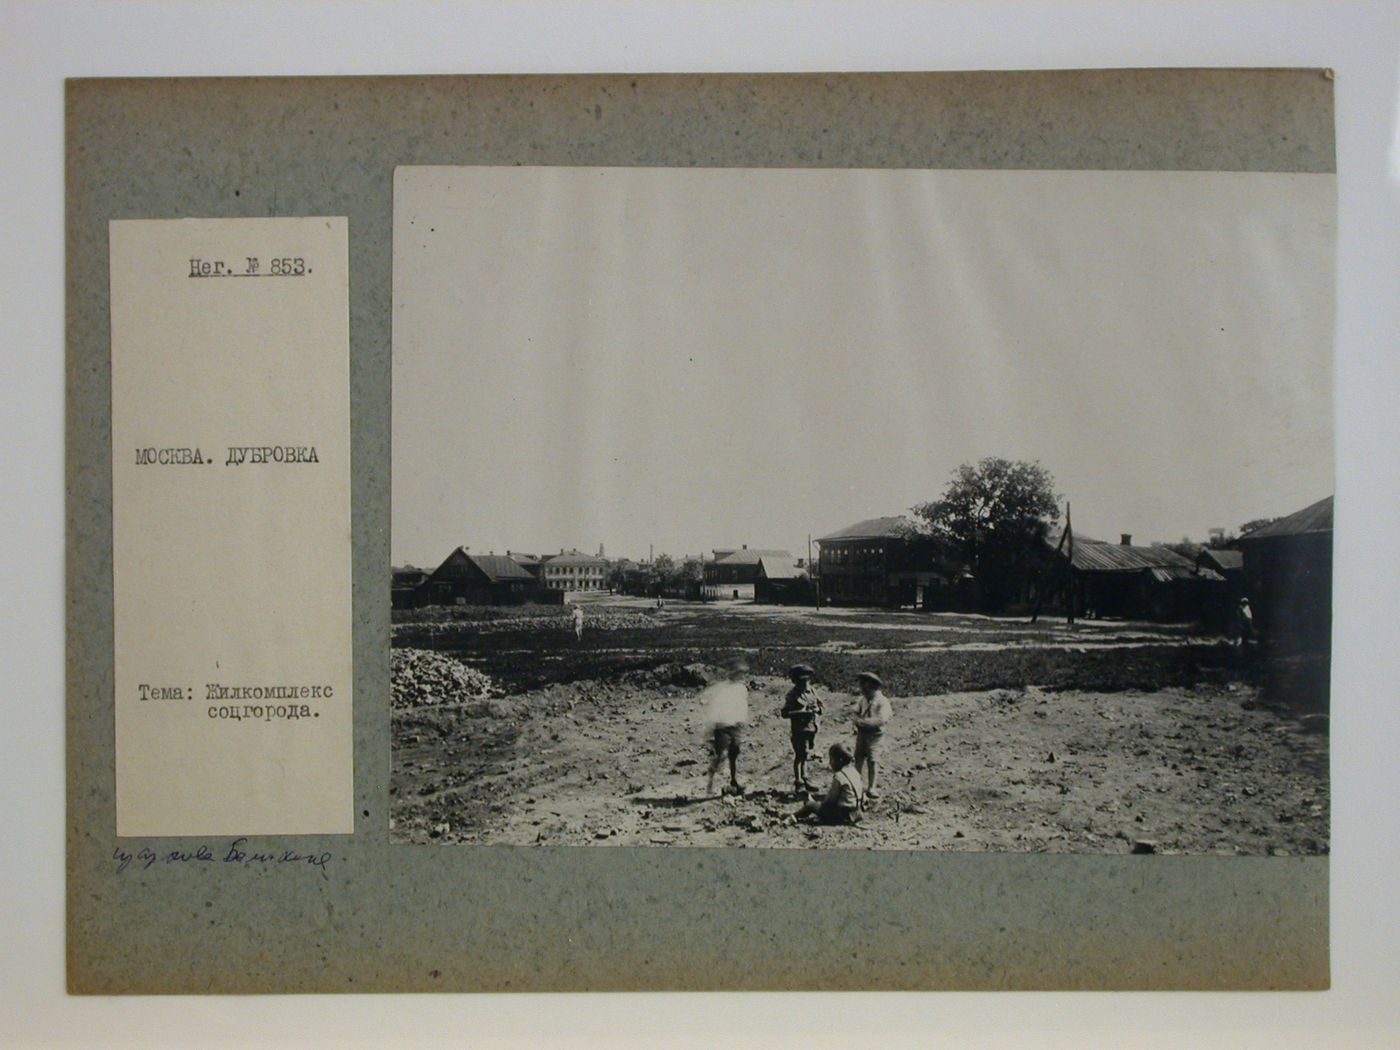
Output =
[
  {"x1": 912, "y1": 457, "x2": 1060, "y2": 609},
  {"x1": 676, "y1": 558, "x2": 704, "y2": 586}
]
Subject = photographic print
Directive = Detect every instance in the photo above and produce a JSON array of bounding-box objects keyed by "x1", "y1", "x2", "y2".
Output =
[{"x1": 390, "y1": 164, "x2": 1333, "y2": 853}]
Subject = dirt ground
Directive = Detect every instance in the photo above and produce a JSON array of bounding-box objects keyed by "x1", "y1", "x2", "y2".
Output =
[{"x1": 390, "y1": 596, "x2": 1329, "y2": 853}]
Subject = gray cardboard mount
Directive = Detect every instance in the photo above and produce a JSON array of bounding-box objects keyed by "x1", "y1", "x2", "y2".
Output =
[{"x1": 67, "y1": 71, "x2": 1333, "y2": 993}]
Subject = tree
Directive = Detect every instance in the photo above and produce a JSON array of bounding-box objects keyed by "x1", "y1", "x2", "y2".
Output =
[
  {"x1": 912, "y1": 457, "x2": 1060, "y2": 609},
  {"x1": 676, "y1": 557, "x2": 704, "y2": 586},
  {"x1": 1239, "y1": 517, "x2": 1278, "y2": 537}
]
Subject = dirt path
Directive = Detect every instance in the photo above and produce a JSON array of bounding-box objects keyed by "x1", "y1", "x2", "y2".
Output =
[{"x1": 391, "y1": 673, "x2": 1329, "y2": 853}]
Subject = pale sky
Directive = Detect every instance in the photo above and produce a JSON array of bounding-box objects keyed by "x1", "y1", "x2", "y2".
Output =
[{"x1": 392, "y1": 166, "x2": 1334, "y2": 568}]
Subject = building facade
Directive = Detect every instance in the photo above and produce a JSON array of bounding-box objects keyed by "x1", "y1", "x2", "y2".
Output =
[
  {"x1": 702, "y1": 546, "x2": 797, "y2": 600},
  {"x1": 1236, "y1": 496, "x2": 1333, "y2": 651},
  {"x1": 1038, "y1": 533, "x2": 1222, "y2": 622},
  {"x1": 539, "y1": 549, "x2": 610, "y2": 592},
  {"x1": 817, "y1": 516, "x2": 958, "y2": 608},
  {"x1": 417, "y1": 547, "x2": 544, "y2": 606}
]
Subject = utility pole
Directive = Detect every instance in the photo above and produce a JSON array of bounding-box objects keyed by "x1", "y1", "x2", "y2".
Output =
[{"x1": 1064, "y1": 501, "x2": 1076, "y2": 627}]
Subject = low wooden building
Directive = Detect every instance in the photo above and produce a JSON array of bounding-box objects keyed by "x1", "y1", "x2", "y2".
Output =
[
  {"x1": 702, "y1": 546, "x2": 796, "y2": 600},
  {"x1": 418, "y1": 547, "x2": 545, "y2": 606},
  {"x1": 1236, "y1": 496, "x2": 1333, "y2": 652},
  {"x1": 1042, "y1": 534, "x2": 1224, "y2": 622},
  {"x1": 753, "y1": 555, "x2": 814, "y2": 605},
  {"x1": 391, "y1": 566, "x2": 429, "y2": 609}
]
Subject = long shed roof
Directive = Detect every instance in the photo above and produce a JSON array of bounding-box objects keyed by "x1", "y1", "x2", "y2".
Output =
[
  {"x1": 1065, "y1": 540, "x2": 1194, "y2": 574},
  {"x1": 1238, "y1": 496, "x2": 1334, "y2": 541}
]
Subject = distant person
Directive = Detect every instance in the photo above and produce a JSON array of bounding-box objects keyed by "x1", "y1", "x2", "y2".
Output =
[
  {"x1": 571, "y1": 603, "x2": 584, "y2": 641},
  {"x1": 1235, "y1": 597, "x2": 1255, "y2": 649},
  {"x1": 781, "y1": 664, "x2": 824, "y2": 792},
  {"x1": 789, "y1": 743, "x2": 864, "y2": 825},
  {"x1": 853, "y1": 671, "x2": 893, "y2": 801},
  {"x1": 701, "y1": 655, "x2": 750, "y2": 796}
]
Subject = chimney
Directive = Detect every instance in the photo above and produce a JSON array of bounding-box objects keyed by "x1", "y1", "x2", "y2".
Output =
[
  {"x1": 742, "y1": 543, "x2": 748, "y2": 550},
  {"x1": 1120, "y1": 534, "x2": 1132, "y2": 546}
]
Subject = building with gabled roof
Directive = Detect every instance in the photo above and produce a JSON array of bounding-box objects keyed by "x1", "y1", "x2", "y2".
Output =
[
  {"x1": 753, "y1": 554, "x2": 815, "y2": 605},
  {"x1": 417, "y1": 546, "x2": 546, "y2": 606},
  {"x1": 702, "y1": 545, "x2": 799, "y2": 600}
]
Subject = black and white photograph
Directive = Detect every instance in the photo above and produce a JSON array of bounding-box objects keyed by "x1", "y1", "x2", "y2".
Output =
[{"x1": 389, "y1": 164, "x2": 1333, "y2": 852}]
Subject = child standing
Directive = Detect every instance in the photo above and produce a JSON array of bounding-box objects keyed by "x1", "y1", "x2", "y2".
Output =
[
  {"x1": 781, "y1": 663, "x2": 824, "y2": 792},
  {"x1": 701, "y1": 655, "x2": 751, "y2": 796},
  {"x1": 853, "y1": 671, "x2": 892, "y2": 801}
]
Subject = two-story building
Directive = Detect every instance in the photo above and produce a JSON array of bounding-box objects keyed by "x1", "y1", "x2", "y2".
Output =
[
  {"x1": 539, "y1": 548, "x2": 610, "y2": 592},
  {"x1": 817, "y1": 516, "x2": 961, "y2": 608}
]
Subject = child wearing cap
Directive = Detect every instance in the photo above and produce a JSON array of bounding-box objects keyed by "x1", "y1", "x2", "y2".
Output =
[
  {"x1": 853, "y1": 671, "x2": 892, "y2": 801},
  {"x1": 780, "y1": 664, "x2": 824, "y2": 792}
]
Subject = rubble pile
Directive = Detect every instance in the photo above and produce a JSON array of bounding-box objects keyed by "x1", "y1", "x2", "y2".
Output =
[{"x1": 391, "y1": 648, "x2": 495, "y2": 710}]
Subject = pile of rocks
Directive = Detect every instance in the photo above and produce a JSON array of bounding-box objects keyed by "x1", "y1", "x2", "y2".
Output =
[{"x1": 391, "y1": 648, "x2": 495, "y2": 709}]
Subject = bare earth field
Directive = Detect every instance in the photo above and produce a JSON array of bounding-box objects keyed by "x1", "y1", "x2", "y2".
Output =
[{"x1": 390, "y1": 596, "x2": 1329, "y2": 853}]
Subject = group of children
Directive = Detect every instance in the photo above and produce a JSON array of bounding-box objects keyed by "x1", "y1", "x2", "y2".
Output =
[{"x1": 702, "y1": 658, "x2": 893, "y2": 826}]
